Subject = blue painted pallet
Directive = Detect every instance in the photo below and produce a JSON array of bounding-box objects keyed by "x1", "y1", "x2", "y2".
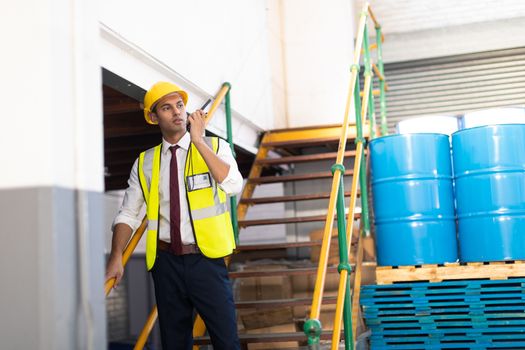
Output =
[
  {"x1": 363, "y1": 303, "x2": 525, "y2": 318},
  {"x1": 365, "y1": 312, "x2": 525, "y2": 326},
  {"x1": 362, "y1": 286, "x2": 525, "y2": 303},
  {"x1": 361, "y1": 283, "x2": 525, "y2": 297},
  {"x1": 362, "y1": 278, "x2": 525, "y2": 295},
  {"x1": 363, "y1": 297, "x2": 525, "y2": 310},
  {"x1": 370, "y1": 333, "x2": 525, "y2": 346},
  {"x1": 370, "y1": 340, "x2": 525, "y2": 349},
  {"x1": 362, "y1": 282, "x2": 525, "y2": 317},
  {"x1": 361, "y1": 281, "x2": 525, "y2": 304},
  {"x1": 361, "y1": 278, "x2": 525, "y2": 349},
  {"x1": 369, "y1": 325, "x2": 525, "y2": 336},
  {"x1": 368, "y1": 320, "x2": 525, "y2": 333}
]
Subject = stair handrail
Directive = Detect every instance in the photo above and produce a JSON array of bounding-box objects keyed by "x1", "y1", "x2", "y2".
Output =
[
  {"x1": 331, "y1": 4, "x2": 387, "y2": 349},
  {"x1": 330, "y1": 7, "x2": 379, "y2": 349},
  {"x1": 302, "y1": 2, "x2": 370, "y2": 347},
  {"x1": 303, "y1": 2, "x2": 388, "y2": 349}
]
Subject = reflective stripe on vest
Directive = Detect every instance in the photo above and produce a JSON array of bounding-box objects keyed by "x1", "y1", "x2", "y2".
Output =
[
  {"x1": 138, "y1": 137, "x2": 235, "y2": 271},
  {"x1": 138, "y1": 145, "x2": 161, "y2": 270}
]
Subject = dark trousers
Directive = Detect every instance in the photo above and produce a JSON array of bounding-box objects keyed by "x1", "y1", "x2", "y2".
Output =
[{"x1": 151, "y1": 250, "x2": 240, "y2": 350}]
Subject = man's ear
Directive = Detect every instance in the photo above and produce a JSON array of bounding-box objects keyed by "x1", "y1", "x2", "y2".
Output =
[{"x1": 149, "y1": 112, "x2": 158, "y2": 123}]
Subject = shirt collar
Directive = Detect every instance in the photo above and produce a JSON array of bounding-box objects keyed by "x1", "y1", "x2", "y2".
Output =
[{"x1": 161, "y1": 132, "x2": 191, "y2": 154}]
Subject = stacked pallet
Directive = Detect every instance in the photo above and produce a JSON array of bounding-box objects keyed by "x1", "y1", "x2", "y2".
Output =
[
  {"x1": 376, "y1": 261, "x2": 525, "y2": 285},
  {"x1": 361, "y1": 278, "x2": 525, "y2": 349}
]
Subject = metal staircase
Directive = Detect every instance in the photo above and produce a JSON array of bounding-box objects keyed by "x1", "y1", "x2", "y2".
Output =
[{"x1": 194, "y1": 124, "x2": 373, "y2": 349}]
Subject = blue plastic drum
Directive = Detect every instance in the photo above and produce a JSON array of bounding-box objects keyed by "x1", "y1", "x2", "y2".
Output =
[
  {"x1": 452, "y1": 124, "x2": 525, "y2": 262},
  {"x1": 370, "y1": 134, "x2": 458, "y2": 266}
]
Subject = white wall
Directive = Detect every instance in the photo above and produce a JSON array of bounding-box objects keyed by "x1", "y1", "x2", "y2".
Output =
[
  {"x1": 0, "y1": 0, "x2": 103, "y2": 191},
  {"x1": 266, "y1": 0, "x2": 288, "y2": 129},
  {"x1": 277, "y1": 0, "x2": 356, "y2": 127},
  {"x1": 0, "y1": 1, "x2": 107, "y2": 349},
  {"x1": 99, "y1": 0, "x2": 274, "y2": 152}
]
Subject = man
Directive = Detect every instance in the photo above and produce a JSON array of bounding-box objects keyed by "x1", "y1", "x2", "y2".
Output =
[{"x1": 105, "y1": 81, "x2": 242, "y2": 349}]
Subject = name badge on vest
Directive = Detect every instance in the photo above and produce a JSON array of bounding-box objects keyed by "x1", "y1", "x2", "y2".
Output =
[{"x1": 187, "y1": 173, "x2": 212, "y2": 191}]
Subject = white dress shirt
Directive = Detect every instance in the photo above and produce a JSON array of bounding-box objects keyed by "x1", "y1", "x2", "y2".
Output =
[{"x1": 112, "y1": 132, "x2": 243, "y2": 244}]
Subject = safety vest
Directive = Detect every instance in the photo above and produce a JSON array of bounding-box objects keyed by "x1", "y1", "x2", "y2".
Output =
[{"x1": 137, "y1": 137, "x2": 236, "y2": 270}]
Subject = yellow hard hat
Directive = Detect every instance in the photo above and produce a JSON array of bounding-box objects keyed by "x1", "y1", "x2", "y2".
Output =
[{"x1": 142, "y1": 81, "x2": 188, "y2": 125}]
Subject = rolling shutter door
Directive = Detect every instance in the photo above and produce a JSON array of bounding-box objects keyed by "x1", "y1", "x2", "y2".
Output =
[{"x1": 378, "y1": 47, "x2": 525, "y2": 131}]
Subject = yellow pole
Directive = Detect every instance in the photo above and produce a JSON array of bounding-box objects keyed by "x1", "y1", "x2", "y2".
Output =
[
  {"x1": 133, "y1": 306, "x2": 158, "y2": 350},
  {"x1": 206, "y1": 84, "x2": 230, "y2": 120},
  {"x1": 361, "y1": 75, "x2": 373, "y2": 140},
  {"x1": 309, "y1": 173, "x2": 341, "y2": 320},
  {"x1": 308, "y1": 4, "x2": 370, "y2": 323},
  {"x1": 331, "y1": 18, "x2": 375, "y2": 343},
  {"x1": 372, "y1": 64, "x2": 389, "y2": 91},
  {"x1": 352, "y1": 3, "x2": 370, "y2": 65},
  {"x1": 367, "y1": 5, "x2": 380, "y2": 29},
  {"x1": 351, "y1": 231, "x2": 365, "y2": 339},
  {"x1": 304, "y1": 7, "x2": 371, "y2": 347},
  {"x1": 192, "y1": 316, "x2": 206, "y2": 350}
]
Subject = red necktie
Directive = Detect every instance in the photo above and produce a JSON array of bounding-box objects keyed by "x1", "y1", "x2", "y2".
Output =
[{"x1": 170, "y1": 145, "x2": 183, "y2": 255}]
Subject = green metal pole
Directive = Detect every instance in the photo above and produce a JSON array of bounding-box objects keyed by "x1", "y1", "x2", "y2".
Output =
[
  {"x1": 362, "y1": 24, "x2": 375, "y2": 139},
  {"x1": 353, "y1": 69, "x2": 371, "y2": 238},
  {"x1": 376, "y1": 26, "x2": 388, "y2": 136},
  {"x1": 353, "y1": 70, "x2": 363, "y2": 143},
  {"x1": 358, "y1": 25, "x2": 373, "y2": 237},
  {"x1": 331, "y1": 164, "x2": 354, "y2": 350},
  {"x1": 223, "y1": 82, "x2": 239, "y2": 246},
  {"x1": 368, "y1": 83, "x2": 376, "y2": 140},
  {"x1": 358, "y1": 148, "x2": 371, "y2": 237}
]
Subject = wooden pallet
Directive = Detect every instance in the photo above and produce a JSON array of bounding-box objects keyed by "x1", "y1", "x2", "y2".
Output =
[{"x1": 376, "y1": 260, "x2": 525, "y2": 284}]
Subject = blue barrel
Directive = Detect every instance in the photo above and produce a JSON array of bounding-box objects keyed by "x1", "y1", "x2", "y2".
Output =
[
  {"x1": 370, "y1": 134, "x2": 458, "y2": 266},
  {"x1": 452, "y1": 124, "x2": 525, "y2": 262}
]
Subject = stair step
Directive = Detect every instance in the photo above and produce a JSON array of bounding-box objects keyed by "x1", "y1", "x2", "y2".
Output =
[
  {"x1": 249, "y1": 170, "x2": 354, "y2": 184},
  {"x1": 256, "y1": 151, "x2": 358, "y2": 166},
  {"x1": 262, "y1": 137, "x2": 342, "y2": 149},
  {"x1": 236, "y1": 241, "x2": 322, "y2": 251},
  {"x1": 238, "y1": 213, "x2": 360, "y2": 227},
  {"x1": 229, "y1": 261, "x2": 376, "y2": 279},
  {"x1": 239, "y1": 191, "x2": 359, "y2": 205},
  {"x1": 229, "y1": 266, "x2": 338, "y2": 278},
  {"x1": 260, "y1": 124, "x2": 371, "y2": 149},
  {"x1": 235, "y1": 296, "x2": 337, "y2": 309},
  {"x1": 193, "y1": 331, "x2": 341, "y2": 344}
]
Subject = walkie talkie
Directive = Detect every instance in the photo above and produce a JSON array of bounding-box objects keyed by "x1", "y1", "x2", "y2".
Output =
[{"x1": 186, "y1": 98, "x2": 212, "y2": 132}]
